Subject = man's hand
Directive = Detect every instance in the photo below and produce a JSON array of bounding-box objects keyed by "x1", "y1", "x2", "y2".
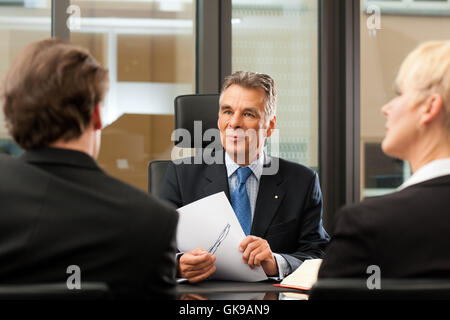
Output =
[
  {"x1": 178, "y1": 248, "x2": 216, "y2": 283},
  {"x1": 239, "y1": 236, "x2": 278, "y2": 276}
]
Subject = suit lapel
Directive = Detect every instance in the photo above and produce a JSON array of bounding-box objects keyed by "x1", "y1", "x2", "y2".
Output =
[
  {"x1": 251, "y1": 166, "x2": 285, "y2": 237},
  {"x1": 200, "y1": 153, "x2": 285, "y2": 237},
  {"x1": 202, "y1": 163, "x2": 231, "y2": 201}
]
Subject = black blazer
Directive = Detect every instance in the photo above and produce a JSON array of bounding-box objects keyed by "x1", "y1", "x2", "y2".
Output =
[
  {"x1": 0, "y1": 147, "x2": 178, "y2": 299},
  {"x1": 160, "y1": 155, "x2": 330, "y2": 273},
  {"x1": 318, "y1": 174, "x2": 450, "y2": 279}
]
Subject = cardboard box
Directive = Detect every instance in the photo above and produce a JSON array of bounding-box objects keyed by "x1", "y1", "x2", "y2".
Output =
[{"x1": 97, "y1": 113, "x2": 174, "y2": 191}]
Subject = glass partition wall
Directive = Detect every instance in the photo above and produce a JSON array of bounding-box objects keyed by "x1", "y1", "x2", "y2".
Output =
[
  {"x1": 1, "y1": 1, "x2": 324, "y2": 198},
  {"x1": 360, "y1": 0, "x2": 450, "y2": 198},
  {"x1": 231, "y1": 0, "x2": 319, "y2": 171},
  {"x1": 69, "y1": 0, "x2": 196, "y2": 190},
  {"x1": 0, "y1": 0, "x2": 52, "y2": 156}
]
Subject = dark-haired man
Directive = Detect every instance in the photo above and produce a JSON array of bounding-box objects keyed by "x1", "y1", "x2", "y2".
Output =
[{"x1": 0, "y1": 38, "x2": 178, "y2": 299}]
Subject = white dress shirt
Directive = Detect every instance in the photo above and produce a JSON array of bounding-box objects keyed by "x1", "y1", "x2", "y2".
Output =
[
  {"x1": 225, "y1": 152, "x2": 289, "y2": 280},
  {"x1": 397, "y1": 158, "x2": 450, "y2": 191}
]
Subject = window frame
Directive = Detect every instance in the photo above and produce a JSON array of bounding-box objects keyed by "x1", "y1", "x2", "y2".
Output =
[{"x1": 364, "y1": 0, "x2": 450, "y2": 16}]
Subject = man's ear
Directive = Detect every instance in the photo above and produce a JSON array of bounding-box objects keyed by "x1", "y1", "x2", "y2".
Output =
[
  {"x1": 420, "y1": 93, "x2": 444, "y2": 126},
  {"x1": 266, "y1": 115, "x2": 277, "y2": 138},
  {"x1": 92, "y1": 103, "x2": 102, "y2": 130}
]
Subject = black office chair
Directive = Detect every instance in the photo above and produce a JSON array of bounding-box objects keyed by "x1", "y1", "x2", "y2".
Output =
[
  {"x1": 173, "y1": 94, "x2": 220, "y2": 149},
  {"x1": 148, "y1": 160, "x2": 170, "y2": 196},
  {"x1": 309, "y1": 278, "x2": 450, "y2": 300},
  {"x1": 0, "y1": 282, "x2": 110, "y2": 300},
  {"x1": 148, "y1": 94, "x2": 220, "y2": 196}
]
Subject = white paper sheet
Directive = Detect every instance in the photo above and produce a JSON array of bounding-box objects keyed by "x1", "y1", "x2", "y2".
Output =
[{"x1": 176, "y1": 192, "x2": 268, "y2": 282}]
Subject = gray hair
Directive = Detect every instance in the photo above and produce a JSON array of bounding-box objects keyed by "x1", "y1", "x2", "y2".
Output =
[{"x1": 219, "y1": 71, "x2": 277, "y2": 120}]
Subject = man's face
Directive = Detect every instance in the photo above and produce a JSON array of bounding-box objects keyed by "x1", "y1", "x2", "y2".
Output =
[{"x1": 218, "y1": 84, "x2": 276, "y2": 165}]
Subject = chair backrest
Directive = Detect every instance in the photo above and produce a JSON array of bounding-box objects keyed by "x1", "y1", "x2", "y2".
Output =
[
  {"x1": 174, "y1": 94, "x2": 220, "y2": 148},
  {"x1": 148, "y1": 94, "x2": 220, "y2": 196},
  {"x1": 309, "y1": 278, "x2": 450, "y2": 300},
  {"x1": 148, "y1": 160, "x2": 170, "y2": 196},
  {"x1": 0, "y1": 282, "x2": 110, "y2": 300},
  {"x1": 148, "y1": 94, "x2": 219, "y2": 196}
]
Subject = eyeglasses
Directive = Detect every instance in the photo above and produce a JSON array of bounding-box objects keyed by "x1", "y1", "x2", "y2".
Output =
[{"x1": 208, "y1": 223, "x2": 231, "y2": 255}]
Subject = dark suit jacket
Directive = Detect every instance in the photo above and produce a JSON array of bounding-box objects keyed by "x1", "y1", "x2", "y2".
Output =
[
  {"x1": 318, "y1": 174, "x2": 450, "y2": 279},
  {"x1": 160, "y1": 155, "x2": 329, "y2": 273},
  {"x1": 0, "y1": 147, "x2": 178, "y2": 299}
]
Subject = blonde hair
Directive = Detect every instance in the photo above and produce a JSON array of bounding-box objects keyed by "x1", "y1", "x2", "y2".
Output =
[{"x1": 396, "y1": 40, "x2": 450, "y2": 131}]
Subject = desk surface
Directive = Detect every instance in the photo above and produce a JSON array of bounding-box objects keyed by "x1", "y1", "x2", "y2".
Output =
[{"x1": 177, "y1": 280, "x2": 308, "y2": 300}]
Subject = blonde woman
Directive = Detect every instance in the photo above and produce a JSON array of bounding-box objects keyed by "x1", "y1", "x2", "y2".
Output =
[{"x1": 319, "y1": 41, "x2": 450, "y2": 278}]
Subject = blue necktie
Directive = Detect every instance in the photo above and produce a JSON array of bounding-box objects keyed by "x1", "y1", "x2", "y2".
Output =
[{"x1": 231, "y1": 167, "x2": 253, "y2": 236}]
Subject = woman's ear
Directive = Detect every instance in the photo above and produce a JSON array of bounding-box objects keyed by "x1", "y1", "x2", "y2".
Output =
[{"x1": 420, "y1": 93, "x2": 444, "y2": 126}]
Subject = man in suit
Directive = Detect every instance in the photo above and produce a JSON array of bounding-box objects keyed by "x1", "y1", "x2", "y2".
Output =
[
  {"x1": 0, "y1": 38, "x2": 178, "y2": 299},
  {"x1": 318, "y1": 41, "x2": 450, "y2": 279},
  {"x1": 161, "y1": 71, "x2": 329, "y2": 283}
]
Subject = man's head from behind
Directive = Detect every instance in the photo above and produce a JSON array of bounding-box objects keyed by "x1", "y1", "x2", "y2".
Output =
[
  {"x1": 218, "y1": 71, "x2": 277, "y2": 166},
  {"x1": 1, "y1": 38, "x2": 109, "y2": 158}
]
